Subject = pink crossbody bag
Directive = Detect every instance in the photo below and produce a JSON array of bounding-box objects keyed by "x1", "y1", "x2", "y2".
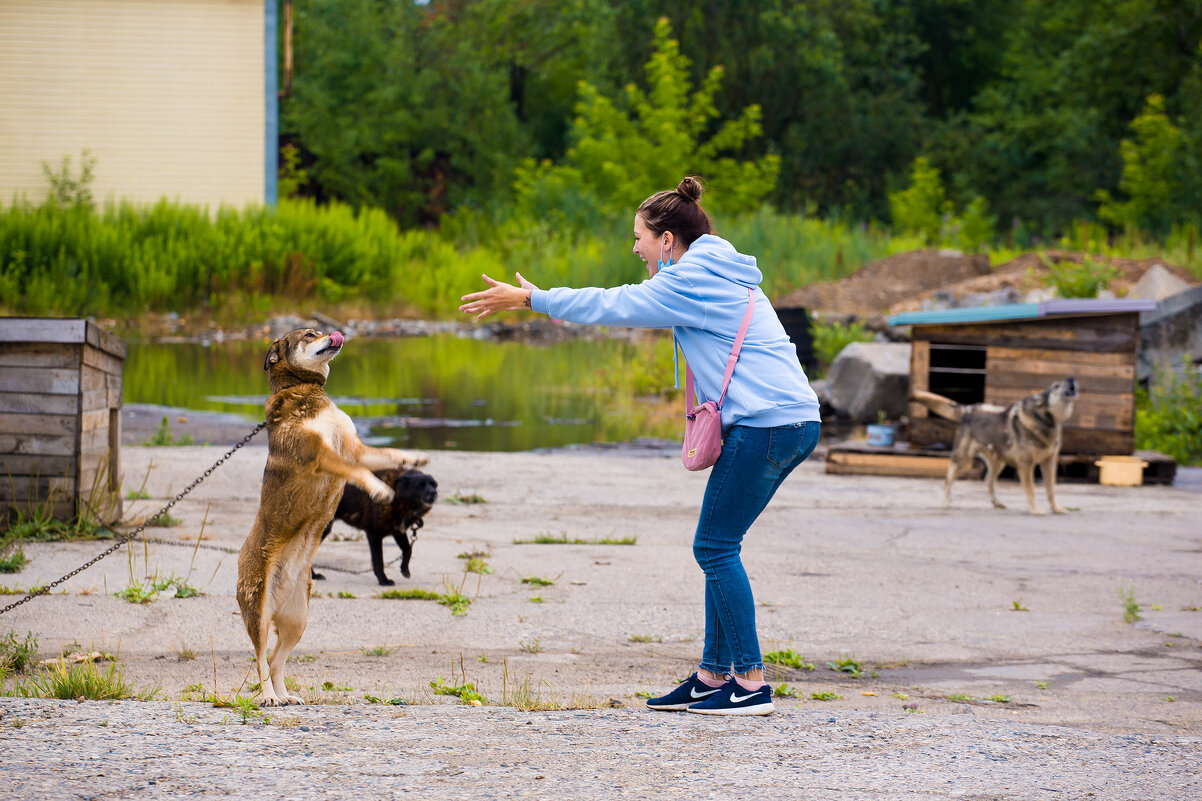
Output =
[{"x1": 680, "y1": 288, "x2": 755, "y2": 471}]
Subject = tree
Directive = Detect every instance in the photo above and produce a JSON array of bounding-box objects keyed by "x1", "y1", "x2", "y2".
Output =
[
  {"x1": 512, "y1": 18, "x2": 779, "y2": 227},
  {"x1": 1097, "y1": 95, "x2": 1186, "y2": 235}
]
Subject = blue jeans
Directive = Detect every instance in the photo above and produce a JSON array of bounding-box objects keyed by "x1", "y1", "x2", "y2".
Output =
[{"x1": 693, "y1": 421, "x2": 820, "y2": 675}]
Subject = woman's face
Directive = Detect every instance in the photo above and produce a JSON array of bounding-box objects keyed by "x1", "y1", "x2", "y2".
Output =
[{"x1": 633, "y1": 214, "x2": 668, "y2": 278}]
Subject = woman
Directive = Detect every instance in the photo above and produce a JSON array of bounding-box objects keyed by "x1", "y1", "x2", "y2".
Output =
[{"x1": 459, "y1": 177, "x2": 821, "y2": 716}]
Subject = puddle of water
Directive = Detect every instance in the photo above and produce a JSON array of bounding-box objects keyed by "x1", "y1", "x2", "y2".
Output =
[{"x1": 124, "y1": 335, "x2": 683, "y2": 451}]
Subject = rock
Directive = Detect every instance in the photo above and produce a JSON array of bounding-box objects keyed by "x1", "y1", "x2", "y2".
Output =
[
  {"x1": 1132, "y1": 264, "x2": 1192, "y2": 301},
  {"x1": 1139, "y1": 283, "x2": 1202, "y2": 381},
  {"x1": 822, "y1": 342, "x2": 911, "y2": 422}
]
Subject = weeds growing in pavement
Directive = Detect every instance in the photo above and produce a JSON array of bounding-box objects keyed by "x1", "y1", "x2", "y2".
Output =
[
  {"x1": 764, "y1": 649, "x2": 815, "y2": 672},
  {"x1": 463, "y1": 557, "x2": 492, "y2": 574},
  {"x1": 827, "y1": 655, "x2": 863, "y2": 678},
  {"x1": 0, "y1": 657, "x2": 157, "y2": 700},
  {"x1": 513, "y1": 531, "x2": 636, "y2": 545},
  {"x1": 444, "y1": 492, "x2": 487, "y2": 505},
  {"x1": 364, "y1": 694, "x2": 407, "y2": 705},
  {"x1": 176, "y1": 643, "x2": 197, "y2": 661},
  {"x1": 947, "y1": 692, "x2": 976, "y2": 703},
  {"x1": 1118, "y1": 582, "x2": 1142, "y2": 623},
  {"x1": 362, "y1": 645, "x2": 393, "y2": 657},
  {"x1": 810, "y1": 691, "x2": 841, "y2": 701},
  {"x1": 0, "y1": 631, "x2": 38, "y2": 672},
  {"x1": 0, "y1": 542, "x2": 27, "y2": 573},
  {"x1": 144, "y1": 416, "x2": 194, "y2": 446},
  {"x1": 521, "y1": 576, "x2": 554, "y2": 586},
  {"x1": 1011, "y1": 599, "x2": 1030, "y2": 611},
  {"x1": 431, "y1": 676, "x2": 487, "y2": 705},
  {"x1": 627, "y1": 634, "x2": 662, "y2": 643}
]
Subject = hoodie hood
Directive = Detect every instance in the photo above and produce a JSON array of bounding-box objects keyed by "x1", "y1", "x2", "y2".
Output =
[{"x1": 681, "y1": 234, "x2": 764, "y2": 287}]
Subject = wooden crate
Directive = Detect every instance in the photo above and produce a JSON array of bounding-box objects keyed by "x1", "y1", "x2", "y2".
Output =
[{"x1": 0, "y1": 318, "x2": 125, "y2": 523}]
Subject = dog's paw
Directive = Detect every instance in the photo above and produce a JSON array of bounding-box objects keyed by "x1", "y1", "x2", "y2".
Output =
[
  {"x1": 378, "y1": 576, "x2": 396, "y2": 586},
  {"x1": 1051, "y1": 505, "x2": 1068, "y2": 515},
  {"x1": 991, "y1": 500, "x2": 1007, "y2": 510},
  {"x1": 259, "y1": 694, "x2": 286, "y2": 708},
  {"x1": 284, "y1": 694, "x2": 306, "y2": 705},
  {"x1": 394, "y1": 449, "x2": 429, "y2": 468},
  {"x1": 368, "y1": 479, "x2": 395, "y2": 503},
  {"x1": 1028, "y1": 507, "x2": 1046, "y2": 515}
]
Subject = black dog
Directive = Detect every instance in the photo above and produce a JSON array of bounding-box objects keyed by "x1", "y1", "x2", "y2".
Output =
[{"x1": 312, "y1": 468, "x2": 438, "y2": 585}]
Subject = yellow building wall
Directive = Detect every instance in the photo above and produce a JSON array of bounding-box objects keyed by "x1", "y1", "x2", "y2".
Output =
[{"x1": 0, "y1": 0, "x2": 265, "y2": 209}]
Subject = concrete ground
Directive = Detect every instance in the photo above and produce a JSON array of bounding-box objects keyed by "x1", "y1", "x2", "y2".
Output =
[{"x1": 3, "y1": 436, "x2": 1201, "y2": 799}]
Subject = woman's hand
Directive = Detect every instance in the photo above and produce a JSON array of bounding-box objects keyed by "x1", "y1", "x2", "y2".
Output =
[{"x1": 459, "y1": 273, "x2": 540, "y2": 319}]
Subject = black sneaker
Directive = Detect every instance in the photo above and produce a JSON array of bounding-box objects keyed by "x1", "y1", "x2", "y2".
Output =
[
  {"x1": 686, "y1": 678, "x2": 774, "y2": 716},
  {"x1": 645, "y1": 673, "x2": 724, "y2": 711}
]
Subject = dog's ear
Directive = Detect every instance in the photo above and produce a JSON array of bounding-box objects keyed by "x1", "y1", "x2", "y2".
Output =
[{"x1": 263, "y1": 339, "x2": 284, "y2": 371}]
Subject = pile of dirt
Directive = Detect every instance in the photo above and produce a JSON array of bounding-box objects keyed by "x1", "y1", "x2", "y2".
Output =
[
  {"x1": 777, "y1": 249, "x2": 991, "y2": 317},
  {"x1": 777, "y1": 249, "x2": 1198, "y2": 319}
]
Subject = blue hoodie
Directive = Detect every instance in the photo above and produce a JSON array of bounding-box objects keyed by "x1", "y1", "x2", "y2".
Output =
[{"x1": 529, "y1": 234, "x2": 820, "y2": 430}]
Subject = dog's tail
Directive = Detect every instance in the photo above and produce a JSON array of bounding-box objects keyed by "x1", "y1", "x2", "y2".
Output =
[{"x1": 911, "y1": 389, "x2": 965, "y2": 422}]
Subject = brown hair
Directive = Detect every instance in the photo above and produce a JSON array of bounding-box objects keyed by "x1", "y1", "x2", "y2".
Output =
[{"x1": 636, "y1": 176, "x2": 713, "y2": 248}]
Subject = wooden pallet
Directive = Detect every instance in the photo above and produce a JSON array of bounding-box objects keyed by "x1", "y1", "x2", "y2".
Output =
[
  {"x1": 824, "y1": 440, "x2": 1177, "y2": 485},
  {"x1": 824, "y1": 441, "x2": 982, "y2": 479}
]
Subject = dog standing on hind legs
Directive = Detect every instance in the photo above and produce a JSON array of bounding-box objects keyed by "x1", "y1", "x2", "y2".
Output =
[
  {"x1": 237, "y1": 328, "x2": 428, "y2": 706},
  {"x1": 911, "y1": 378, "x2": 1078, "y2": 515}
]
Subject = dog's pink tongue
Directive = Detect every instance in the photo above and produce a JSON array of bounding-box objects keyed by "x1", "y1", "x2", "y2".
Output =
[{"x1": 329, "y1": 331, "x2": 344, "y2": 348}]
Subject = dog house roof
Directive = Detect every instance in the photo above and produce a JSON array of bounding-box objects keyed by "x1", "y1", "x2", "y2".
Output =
[{"x1": 888, "y1": 298, "x2": 1156, "y2": 327}]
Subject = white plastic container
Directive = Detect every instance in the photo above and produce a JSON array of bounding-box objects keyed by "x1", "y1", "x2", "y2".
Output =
[{"x1": 1095, "y1": 455, "x2": 1148, "y2": 486}]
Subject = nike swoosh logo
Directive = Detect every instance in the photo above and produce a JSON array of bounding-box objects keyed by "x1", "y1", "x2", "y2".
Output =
[
  {"x1": 728, "y1": 690, "x2": 761, "y2": 703},
  {"x1": 690, "y1": 687, "x2": 720, "y2": 699}
]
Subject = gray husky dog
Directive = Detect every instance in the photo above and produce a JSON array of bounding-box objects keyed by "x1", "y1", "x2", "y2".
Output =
[{"x1": 912, "y1": 378, "x2": 1078, "y2": 515}]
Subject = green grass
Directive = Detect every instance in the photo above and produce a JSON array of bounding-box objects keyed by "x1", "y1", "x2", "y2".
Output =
[
  {"x1": 947, "y1": 692, "x2": 976, "y2": 703},
  {"x1": 826, "y1": 656, "x2": 864, "y2": 678},
  {"x1": 512, "y1": 532, "x2": 637, "y2": 545},
  {"x1": 378, "y1": 587, "x2": 471, "y2": 616},
  {"x1": 0, "y1": 658, "x2": 157, "y2": 701},
  {"x1": 1118, "y1": 582, "x2": 1142, "y2": 623},
  {"x1": 0, "y1": 631, "x2": 38, "y2": 672},
  {"x1": 113, "y1": 574, "x2": 203, "y2": 604},
  {"x1": 143, "y1": 416, "x2": 194, "y2": 446},
  {"x1": 774, "y1": 684, "x2": 801, "y2": 698},
  {"x1": 363, "y1": 694, "x2": 407, "y2": 705},
  {"x1": 521, "y1": 576, "x2": 555, "y2": 587},
  {"x1": 0, "y1": 584, "x2": 47, "y2": 596},
  {"x1": 444, "y1": 492, "x2": 487, "y2": 505},
  {"x1": 362, "y1": 645, "x2": 393, "y2": 657},
  {"x1": 0, "y1": 546, "x2": 27, "y2": 574},
  {"x1": 764, "y1": 649, "x2": 815, "y2": 671},
  {"x1": 810, "y1": 691, "x2": 842, "y2": 701},
  {"x1": 462, "y1": 557, "x2": 492, "y2": 575},
  {"x1": 430, "y1": 677, "x2": 487, "y2": 705}
]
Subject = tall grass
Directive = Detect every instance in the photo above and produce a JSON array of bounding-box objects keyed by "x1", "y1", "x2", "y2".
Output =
[{"x1": 1, "y1": 198, "x2": 1197, "y2": 321}]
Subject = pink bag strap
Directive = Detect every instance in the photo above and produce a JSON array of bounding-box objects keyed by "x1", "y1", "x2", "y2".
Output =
[{"x1": 685, "y1": 288, "x2": 755, "y2": 413}]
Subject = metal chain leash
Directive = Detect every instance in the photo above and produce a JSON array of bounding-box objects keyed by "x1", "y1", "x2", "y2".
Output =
[{"x1": 0, "y1": 422, "x2": 267, "y2": 617}]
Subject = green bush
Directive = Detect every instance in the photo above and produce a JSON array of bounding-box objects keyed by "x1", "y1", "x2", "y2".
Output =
[
  {"x1": 1039, "y1": 255, "x2": 1121, "y2": 299},
  {"x1": 1135, "y1": 360, "x2": 1202, "y2": 466},
  {"x1": 809, "y1": 318, "x2": 874, "y2": 377}
]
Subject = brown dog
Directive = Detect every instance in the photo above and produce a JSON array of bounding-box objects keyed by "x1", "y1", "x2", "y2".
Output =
[
  {"x1": 912, "y1": 378, "x2": 1077, "y2": 515},
  {"x1": 236, "y1": 328, "x2": 428, "y2": 706}
]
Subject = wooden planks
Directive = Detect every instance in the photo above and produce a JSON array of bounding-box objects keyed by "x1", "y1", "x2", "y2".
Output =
[
  {"x1": 825, "y1": 441, "x2": 983, "y2": 479},
  {"x1": 0, "y1": 320, "x2": 125, "y2": 522},
  {"x1": 912, "y1": 313, "x2": 1139, "y2": 354}
]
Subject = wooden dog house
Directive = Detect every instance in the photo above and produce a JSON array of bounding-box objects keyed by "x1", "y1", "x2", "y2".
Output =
[
  {"x1": 0, "y1": 318, "x2": 125, "y2": 523},
  {"x1": 890, "y1": 299, "x2": 1157, "y2": 455}
]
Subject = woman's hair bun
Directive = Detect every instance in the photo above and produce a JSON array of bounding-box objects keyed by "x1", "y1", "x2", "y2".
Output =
[{"x1": 677, "y1": 176, "x2": 704, "y2": 202}]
